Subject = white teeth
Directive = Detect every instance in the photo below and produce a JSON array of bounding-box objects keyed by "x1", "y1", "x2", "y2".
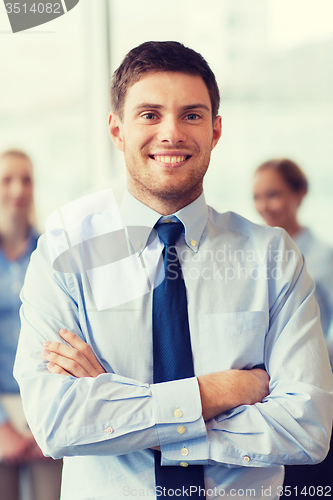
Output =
[{"x1": 153, "y1": 155, "x2": 187, "y2": 163}]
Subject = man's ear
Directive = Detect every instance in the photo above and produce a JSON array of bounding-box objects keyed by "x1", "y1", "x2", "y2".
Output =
[
  {"x1": 108, "y1": 113, "x2": 124, "y2": 152},
  {"x1": 211, "y1": 115, "x2": 222, "y2": 151}
]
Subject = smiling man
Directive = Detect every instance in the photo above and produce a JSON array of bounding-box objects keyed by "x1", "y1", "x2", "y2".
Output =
[
  {"x1": 111, "y1": 71, "x2": 220, "y2": 215},
  {"x1": 14, "y1": 42, "x2": 333, "y2": 500}
]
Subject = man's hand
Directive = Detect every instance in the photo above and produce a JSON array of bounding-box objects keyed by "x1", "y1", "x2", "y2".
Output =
[
  {"x1": 42, "y1": 329, "x2": 105, "y2": 377},
  {"x1": 198, "y1": 368, "x2": 270, "y2": 421}
]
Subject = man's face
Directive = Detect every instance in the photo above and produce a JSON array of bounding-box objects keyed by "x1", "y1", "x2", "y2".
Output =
[{"x1": 109, "y1": 71, "x2": 221, "y2": 208}]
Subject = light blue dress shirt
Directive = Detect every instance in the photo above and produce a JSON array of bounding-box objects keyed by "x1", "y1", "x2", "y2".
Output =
[
  {"x1": 0, "y1": 229, "x2": 38, "y2": 425},
  {"x1": 14, "y1": 191, "x2": 333, "y2": 500}
]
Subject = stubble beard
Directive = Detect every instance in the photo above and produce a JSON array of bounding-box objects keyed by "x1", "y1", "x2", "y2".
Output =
[{"x1": 124, "y1": 147, "x2": 212, "y2": 205}]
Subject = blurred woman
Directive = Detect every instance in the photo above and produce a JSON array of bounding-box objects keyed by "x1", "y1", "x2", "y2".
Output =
[
  {"x1": 253, "y1": 157, "x2": 333, "y2": 493},
  {"x1": 0, "y1": 150, "x2": 62, "y2": 500},
  {"x1": 253, "y1": 158, "x2": 333, "y2": 347}
]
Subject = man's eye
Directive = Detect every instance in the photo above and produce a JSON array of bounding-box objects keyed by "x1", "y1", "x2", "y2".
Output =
[
  {"x1": 185, "y1": 113, "x2": 200, "y2": 120},
  {"x1": 142, "y1": 113, "x2": 157, "y2": 120}
]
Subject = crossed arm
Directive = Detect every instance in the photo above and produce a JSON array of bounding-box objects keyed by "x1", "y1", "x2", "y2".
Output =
[
  {"x1": 14, "y1": 230, "x2": 333, "y2": 465},
  {"x1": 42, "y1": 329, "x2": 270, "y2": 422}
]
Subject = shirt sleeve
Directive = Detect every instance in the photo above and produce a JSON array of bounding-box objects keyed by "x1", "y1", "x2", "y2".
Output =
[
  {"x1": 205, "y1": 230, "x2": 333, "y2": 468},
  {"x1": 13, "y1": 235, "x2": 206, "y2": 460}
]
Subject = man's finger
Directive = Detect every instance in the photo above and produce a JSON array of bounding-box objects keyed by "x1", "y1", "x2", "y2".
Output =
[
  {"x1": 47, "y1": 362, "x2": 72, "y2": 377},
  {"x1": 42, "y1": 351, "x2": 91, "y2": 377},
  {"x1": 42, "y1": 341, "x2": 98, "y2": 376},
  {"x1": 59, "y1": 329, "x2": 105, "y2": 375},
  {"x1": 42, "y1": 339, "x2": 102, "y2": 377}
]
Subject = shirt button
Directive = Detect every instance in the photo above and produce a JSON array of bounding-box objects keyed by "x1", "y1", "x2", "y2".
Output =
[
  {"x1": 180, "y1": 462, "x2": 188, "y2": 467},
  {"x1": 136, "y1": 241, "x2": 142, "y2": 248},
  {"x1": 243, "y1": 455, "x2": 251, "y2": 462},
  {"x1": 181, "y1": 447, "x2": 189, "y2": 457},
  {"x1": 177, "y1": 425, "x2": 186, "y2": 435},
  {"x1": 190, "y1": 240, "x2": 196, "y2": 247},
  {"x1": 106, "y1": 427, "x2": 114, "y2": 434},
  {"x1": 174, "y1": 409, "x2": 183, "y2": 418}
]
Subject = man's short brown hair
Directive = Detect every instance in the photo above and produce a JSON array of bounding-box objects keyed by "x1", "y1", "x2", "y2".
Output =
[{"x1": 111, "y1": 41, "x2": 220, "y2": 121}]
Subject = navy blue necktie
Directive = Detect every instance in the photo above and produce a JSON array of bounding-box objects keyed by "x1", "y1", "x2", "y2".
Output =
[{"x1": 153, "y1": 221, "x2": 205, "y2": 499}]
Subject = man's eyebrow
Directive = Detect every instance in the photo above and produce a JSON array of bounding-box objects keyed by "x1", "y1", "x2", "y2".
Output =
[
  {"x1": 133, "y1": 104, "x2": 164, "y2": 111},
  {"x1": 182, "y1": 104, "x2": 211, "y2": 112},
  {"x1": 132, "y1": 103, "x2": 211, "y2": 112}
]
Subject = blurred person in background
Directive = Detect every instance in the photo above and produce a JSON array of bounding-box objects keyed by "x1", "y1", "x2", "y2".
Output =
[
  {"x1": 253, "y1": 158, "x2": 333, "y2": 355},
  {"x1": 253, "y1": 157, "x2": 333, "y2": 495},
  {"x1": 0, "y1": 150, "x2": 62, "y2": 500}
]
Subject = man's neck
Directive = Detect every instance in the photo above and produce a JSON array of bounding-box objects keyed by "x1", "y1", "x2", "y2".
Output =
[{"x1": 127, "y1": 183, "x2": 203, "y2": 216}]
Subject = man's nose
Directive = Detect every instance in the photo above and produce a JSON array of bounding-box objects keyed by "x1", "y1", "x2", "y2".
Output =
[{"x1": 157, "y1": 116, "x2": 186, "y2": 144}]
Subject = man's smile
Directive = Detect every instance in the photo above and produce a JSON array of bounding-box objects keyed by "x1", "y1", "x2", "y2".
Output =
[{"x1": 149, "y1": 154, "x2": 192, "y2": 167}]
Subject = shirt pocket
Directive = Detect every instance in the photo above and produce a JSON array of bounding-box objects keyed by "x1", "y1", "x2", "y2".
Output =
[{"x1": 198, "y1": 311, "x2": 267, "y2": 374}]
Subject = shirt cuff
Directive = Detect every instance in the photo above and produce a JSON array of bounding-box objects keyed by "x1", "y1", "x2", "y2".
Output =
[
  {"x1": 151, "y1": 377, "x2": 207, "y2": 448},
  {"x1": 160, "y1": 436, "x2": 209, "y2": 466}
]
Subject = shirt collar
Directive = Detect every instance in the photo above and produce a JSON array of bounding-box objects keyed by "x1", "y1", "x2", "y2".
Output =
[
  {"x1": 173, "y1": 192, "x2": 208, "y2": 253},
  {"x1": 118, "y1": 190, "x2": 208, "y2": 254}
]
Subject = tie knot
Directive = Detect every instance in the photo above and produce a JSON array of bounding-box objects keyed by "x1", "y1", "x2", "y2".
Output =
[{"x1": 155, "y1": 222, "x2": 184, "y2": 246}]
